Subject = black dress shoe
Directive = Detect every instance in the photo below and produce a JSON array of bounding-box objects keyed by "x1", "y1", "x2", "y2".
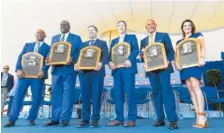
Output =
[
  {"x1": 59, "y1": 120, "x2": 69, "y2": 127},
  {"x1": 44, "y1": 120, "x2": 59, "y2": 126},
  {"x1": 90, "y1": 120, "x2": 99, "y2": 128},
  {"x1": 77, "y1": 120, "x2": 89, "y2": 128},
  {"x1": 28, "y1": 120, "x2": 36, "y2": 126},
  {"x1": 168, "y1": 122, "x2": 178, "y2": 130},
  {"x1": 4, "y1": 121, "x2": 15, "y2": 127},
  {"x1": 152, "y1": 120, "x2": 165, "y2": 127}
]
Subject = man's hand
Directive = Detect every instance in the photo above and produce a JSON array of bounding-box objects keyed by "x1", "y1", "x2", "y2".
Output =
[
  {"x1": 66, "y1": 56, "x2": 73, "y2": 65},
  {"x1": 17, "y1": 70, "x2": 24, "y2": 78},
  {"x1": 94, "y1": 62, "x2": 102, "y2": 71},
  {"x1": 37, "y1": 71, "x2": 44, "y2": 78},
  {"x1": 74, "y1": 64, "x2": 80, "y2": 71},
  {"x1": 45, "y1": 57, "x2": 50, "y2": 63},
  {"x1": 108, "y1": 61, "x2": 116, "y2": 70},
  {"x1": 124, "y1": 60, "x2": 132, "y2": 68},
  {"x1": 175, "y1": 62, "x2": 182, "y2": 71},
  {"x1": 199, "y1": 58, "x2": 205, "y2": 67}
]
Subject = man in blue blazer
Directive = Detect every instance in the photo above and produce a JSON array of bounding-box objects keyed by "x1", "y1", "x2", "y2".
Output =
[
  {"x1": 1, "y1": 65, "x2": 14, "y2": 116},
  {"x1": 44, "y1": 20, "x2": 82, "y2": 127},
  {"x1": 76, "y1": 25, "x2": 108, "y2": 128},
  {"x1": 140, "y1": 19, "x2": 178, "y2": 130},
  {"x1": 4, "y1": 29, "x2": 50, "y2": 127},
  {"x1": 107, "y1": 21, "x2": 139, "y2": 127}
]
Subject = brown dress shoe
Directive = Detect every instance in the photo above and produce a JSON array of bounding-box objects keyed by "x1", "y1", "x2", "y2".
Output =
[
  {"x1": 43, "y1": 120, "x2": 59, "y2": 126},
  {"x1": 90, "y1": 120, "x2": 99, "y2": 128},
  {"x1": 106, "y1": 120, "x2": 124, "y2": 126},
  {"x1": 123, "y1": 121, "x2": 136, "y2": 127},
  {"x1": 77, "y1": 120, "x2": 89, "y2": 128},
  {"x1": 152, "y1": 120, "x2": 165, "y2": 127},
  {"x1": 28, "y1": 120, "x2": 36, "y2": 126},
  {"x1": 168, "y1": 122, "x2": 178, "y2": 130},
  {"x1": 4, "y1": 121, "x2": 15, "y2": 127}
]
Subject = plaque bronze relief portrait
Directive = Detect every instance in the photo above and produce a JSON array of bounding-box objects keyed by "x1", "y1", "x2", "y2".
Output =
[
  {"x1": 111, "y1": 42, "x2": 130, "y2": 68},
  {"x1": 76, "y1": 46, "x2": 101, "y2": 70},
  {"x1": 48, "y1": 41, "x2": 71, "y2": 65},
  {"x1": 21, "y1": 52, "x2": 44, "y2": 78},
  {"x1": 143, "y1": 43, "x2": 168, "y2": 72},
  {"x1": 176, "y1": 38, "x2": 201, "y2": 69}
]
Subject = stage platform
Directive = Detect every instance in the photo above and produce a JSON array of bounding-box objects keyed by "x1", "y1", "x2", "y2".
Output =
[{"x1": 1, "y1": 117, "x2": 224, "y2": 133}]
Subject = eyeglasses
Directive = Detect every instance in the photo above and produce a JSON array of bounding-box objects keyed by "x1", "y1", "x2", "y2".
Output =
[{"x1": 3, "y1": 68, "x2": 9, "y2": 69}]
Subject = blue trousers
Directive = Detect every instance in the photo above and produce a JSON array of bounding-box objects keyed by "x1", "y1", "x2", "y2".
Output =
[
  {"x1": 147, "y1": 70, "x2": 177, "y2": 122},
  {"x1": 8, "y1": 78, "x2": 44, "y2": 122},
  {"x1": 51, "y1": 72, "x2": 76, "y2": 121},
  {"x1": 113, "y1": 68, "x2": 137, "y2": 122},
  {"x1": 79, "y1": 71, "x2": 104, "y2": 121}
]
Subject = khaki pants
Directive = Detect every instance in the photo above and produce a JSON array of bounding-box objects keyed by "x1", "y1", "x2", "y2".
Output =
[{"x1": 1, "y1": 87, "x2": 8, "y2": 116}]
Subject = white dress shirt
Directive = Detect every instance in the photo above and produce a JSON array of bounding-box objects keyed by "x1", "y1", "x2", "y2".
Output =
[{"x1": 119, "y1": 34, "x2": 126, "y2": 43}]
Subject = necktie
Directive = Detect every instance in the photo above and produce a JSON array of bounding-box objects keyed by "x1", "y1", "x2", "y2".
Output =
[
  {"x1": 119, "y1": 35, "x2": 124, "y2": 42},
  {"x1": 34, "y1": 42, "x2": 40, "y2": 52},
  {"x1": 61, "y1": 34, "x2": 65, "y2": 41},
  {"x1": 89, "y1": 40, "x2": 94, "y2": 46},
  {"x1": 150, "y1": 34, "x2": 154, "y2": 45}
]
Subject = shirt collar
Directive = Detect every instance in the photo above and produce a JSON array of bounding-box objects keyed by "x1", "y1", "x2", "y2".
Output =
[
  {"x1": 120, "y1": 33, "x2": 126, "y2": 38},
  {"x1": 36, "y1": 41, "x2": 44, "y2": 45},
  {"x1": 90, "y1": 38, "x2": 97, "y2": 41},
  {"x1": 3, "y1": 73, "x2": 8, "y2": 77},
  {"x1": 149, "y1": 31, "x2": 156, "y2": 37}
]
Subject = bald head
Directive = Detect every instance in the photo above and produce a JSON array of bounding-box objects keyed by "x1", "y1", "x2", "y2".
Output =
[
  {"x1": 36, "y1": 29, "x2": 46, "y2": 42},
  {"x1": 60, "y1": 20, "x2": 70, "y2": 34},
  {"x1": 145, "y1": 18, "x2": 157, "y2": 34},
  {"x1": 3, "y1": 65, "x2": 9, "y2": 73}
]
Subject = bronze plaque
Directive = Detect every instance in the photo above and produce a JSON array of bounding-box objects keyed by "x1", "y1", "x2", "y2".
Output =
[
  {"x1": 143, "y1": 43, "x2": 168, "y2": 72},
  {"x1": 176, "y1": 38, "x2": 201, "y2": 69},
  {"x1": 21, "y1": 52, "x2": 44, "y2": 78},
  {"x1": 76, "y1": 46, "x2": 101, "y2": 70},
  {"x1": 111, "y1": 42, "x2": 130, "y2": 68},
  {"x1": 48, "y1": 41, "x2": 71, "y2": 65}
]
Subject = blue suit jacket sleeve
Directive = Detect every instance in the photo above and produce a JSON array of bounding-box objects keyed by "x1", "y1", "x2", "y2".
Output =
[
  {"x1": 15, "y1": 43, "x2": 28, "y2": 72},
  {"x1": 72, "y1": 36, "x2": 82, "y2": 64},
  {"x1": 140, "y1": 39, "x2": 145, "y2": 62},
  {"x1": 100, "y1": 41, "x2": 109, "y2": 66},
  {"x1": 42, "y1": 45, "x2": 50, "y2": 73},
  {"x1": 164, "y1": 33, "x2": 174, "y2": 61},
  {"x1": 128, "y1": 35, "x2": 139, "y2": 63}
]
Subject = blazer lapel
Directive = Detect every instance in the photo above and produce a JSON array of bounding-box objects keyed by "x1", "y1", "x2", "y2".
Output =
[
  {"x1": 123, "y1": 34, "x2": 127, "y2": 43},
  {"x1": 66, "y1": 33, "x2": 71, "y2": 42},
  {"x1": 154, "y1": 32, "x2": 160, "y2": 42},
  {"x1": 38, "y1": 42, "x2": 46, "y2": 53},
  {"x1": 31, "y1": 42, "x2": 36, "y2": 52},
  {"x1": 145, "y1": 36, "x2": 149, "y2": 46}
]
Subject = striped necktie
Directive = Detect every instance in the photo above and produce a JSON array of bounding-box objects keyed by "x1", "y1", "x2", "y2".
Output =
[
  {"x1": 34, "y1": 42, "x2": 40, "y2": 52},
  {"x1": 150, "y1": 34, "x2": 154, "y2": 45},
  {"x1": 61, "y1": 34, "x2": 65, "y2": 41},
  {"x1": 89, "y1": 40, "x2": 94, "y2": 46}
]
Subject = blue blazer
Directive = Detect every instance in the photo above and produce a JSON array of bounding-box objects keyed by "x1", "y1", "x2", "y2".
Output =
[
  {"x1": 78, "y1": 39, "x2": 108, "y2": 75},
  {"x1": 140, "y1": 32, "x2": 175, "y2": 76},
  {"x1": 109, "y1": 34, "x2": 139, "y2": 75},
  {"x1": 50, "y1": 33, "x2": 82, "y2": 74},
  {"x1": 1, "y1": 72, "x2": 14, "y2": 92},
  {"x1": 15, "y1": 42, "x2": 50, "y2": 79}
]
